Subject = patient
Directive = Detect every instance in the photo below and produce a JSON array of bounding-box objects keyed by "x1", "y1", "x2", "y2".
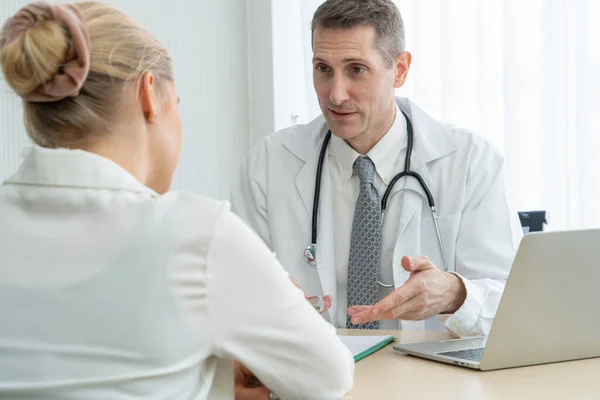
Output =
[{"x1": 0, "y1": 2, "x2": 353, "y2": 399}]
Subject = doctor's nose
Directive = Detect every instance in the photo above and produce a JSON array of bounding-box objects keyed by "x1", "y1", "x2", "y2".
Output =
[{"x1": 328, "y1": 76, "x2": 350, "y2": 106}]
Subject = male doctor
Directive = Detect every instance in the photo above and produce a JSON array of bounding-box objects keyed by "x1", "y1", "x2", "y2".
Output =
[{"x1": 231, "y1": 0, "x2": 522, "y2": 337}]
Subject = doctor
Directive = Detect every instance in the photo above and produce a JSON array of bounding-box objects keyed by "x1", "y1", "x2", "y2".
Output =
[{"x1": 231, "y1": 0, "x2": 522, "y2": 337}]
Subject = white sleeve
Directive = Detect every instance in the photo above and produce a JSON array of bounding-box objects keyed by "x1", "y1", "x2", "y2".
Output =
[
  {"x1": 229, "y1": 146, "x2": 273, "y2": 250},
  {"x1": 207, "y1": 204, "x2": 354, "y2": 400}
]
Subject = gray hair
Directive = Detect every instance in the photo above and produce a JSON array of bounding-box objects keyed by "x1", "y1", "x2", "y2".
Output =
[{"x1": 311, "y1": 0, "x2": 405, "y2": 69}]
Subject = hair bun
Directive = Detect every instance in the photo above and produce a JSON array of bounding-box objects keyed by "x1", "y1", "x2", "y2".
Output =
[
  {"x1": 1, "y1": 19, "x2": 69, "y2": 97},
  {"x1": 0, "y1": 1, "x2": 91, "y2": 102}
]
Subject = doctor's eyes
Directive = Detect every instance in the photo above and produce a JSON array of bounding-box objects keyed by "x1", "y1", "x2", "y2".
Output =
[
  {"x1": 314, "y1": 65, "x2": 367, "y2": 76},
  {"x1": 315, "y1": 65, "x2": 333, "y2": 74}
]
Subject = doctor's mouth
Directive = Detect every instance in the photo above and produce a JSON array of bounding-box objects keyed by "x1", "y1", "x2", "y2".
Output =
[{"x1": 329, "y1": 108, "x2": 359, "y2": 120}]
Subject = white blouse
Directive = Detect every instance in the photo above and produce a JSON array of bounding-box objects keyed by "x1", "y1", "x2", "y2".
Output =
[{"x1": 0, "y1": 146, "x2": 354, "y2": 399}]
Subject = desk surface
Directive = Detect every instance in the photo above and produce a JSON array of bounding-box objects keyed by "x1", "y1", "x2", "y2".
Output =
[{"x1": 340, "y1": 329, "x2": 600, "y2": 399}]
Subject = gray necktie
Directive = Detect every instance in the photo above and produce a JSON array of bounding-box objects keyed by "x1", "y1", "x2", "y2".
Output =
[{"x1": 346, "y1": 156, "x2": 381, "y2": 329}]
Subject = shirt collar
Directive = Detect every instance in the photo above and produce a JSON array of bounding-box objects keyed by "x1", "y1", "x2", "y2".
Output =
[
  {"x1": 3, "y1": 145, "x2": 159, "y2": 197},
  {"x1": 329, "y1": 102, "x2": 407, "y2": 186}
]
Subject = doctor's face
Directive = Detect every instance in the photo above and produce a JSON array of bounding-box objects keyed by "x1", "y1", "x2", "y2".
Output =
[{"x1": 312, "y1": 25, "x2": 411, "y2": 147}]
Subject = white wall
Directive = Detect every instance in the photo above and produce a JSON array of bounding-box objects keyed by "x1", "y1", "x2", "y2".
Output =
[
  {"x1": 271, "y1": 0, "x2": 308, "y2": 129},
  {"x1": 246, "y1": 0, "x2": 310, "y2": 139},
  {"x1": 0, "y1": 0, "x2": 250, "y2": 200},
  {"x1": 245, "y1": 0, "x2": 275, "y2": 143}
]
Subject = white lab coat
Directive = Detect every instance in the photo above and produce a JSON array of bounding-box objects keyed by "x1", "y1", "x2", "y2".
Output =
[{"x1": 231, "y1": 97, "x2": 523, "y2": 337}]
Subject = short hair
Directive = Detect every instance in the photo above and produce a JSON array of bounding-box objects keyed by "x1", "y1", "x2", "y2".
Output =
[{"x1": 311, "y1": 0, "x2": 405, "y2": 69}]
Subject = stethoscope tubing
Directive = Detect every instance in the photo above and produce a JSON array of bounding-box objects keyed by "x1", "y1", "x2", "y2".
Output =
[{"x1": 305, "y1": 110, "x2": 449, "y2": 280}]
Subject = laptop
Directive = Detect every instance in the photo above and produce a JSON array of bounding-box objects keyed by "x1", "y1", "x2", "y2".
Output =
[{"x1": 393, "y1": 229, "x2": 600, "y2": 371}]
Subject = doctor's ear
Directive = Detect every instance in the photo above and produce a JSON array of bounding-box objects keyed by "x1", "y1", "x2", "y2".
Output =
[
  {"x1": 393, "y1": 51, "x2": 412, "y2": 89},
  {"x1": 138, "y1": 71, "x2": 158, "y2": 123}
]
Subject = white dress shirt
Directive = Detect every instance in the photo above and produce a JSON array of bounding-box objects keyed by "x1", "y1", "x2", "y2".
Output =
[
  {"x1": 329, "y1": 103, "x2": 408, "y2": 330},
  {"x1": 0, "y1": 146, "x2": 354, "y2": 399}
]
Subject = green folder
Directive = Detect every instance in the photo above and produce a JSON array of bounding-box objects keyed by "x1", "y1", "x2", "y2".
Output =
[{"x1": 339, "y1": 335, "x2": 396, "y2": 362}]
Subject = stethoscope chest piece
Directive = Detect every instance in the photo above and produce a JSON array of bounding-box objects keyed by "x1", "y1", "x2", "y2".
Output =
[{"x1": 304, "y1": 243, "x2": 317, "y2": 265}]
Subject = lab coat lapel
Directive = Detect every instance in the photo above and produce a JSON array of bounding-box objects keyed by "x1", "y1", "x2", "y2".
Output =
[
  {"x1": 283, "y1": 118, "x2": 337, "y2": 321},
  {"x1": 293, "y1": 158, "x2": 315, "y2": 218},
  {"x1": 314, "y1": 159, "x2": 337, "y2": 322},
  {"x1": 387, "y1": 98, "x2": 445, "y2": 281},
  {"x1": 388, "y1": 98, "x2": 459, "y2": 231},
  {"x1": 384, "y1": 159, "x2": 431, "y2": 331},
  {"x1": 285, "y1": 117, "x2": 329, "y2": 218},
  {"x1": 385, "y1": 157, "x2": 431, "y2": 285},
  {"x1": 291, "y1": 149, "x2": 337, "y2": 318},
  {"x1": 388, "y1": 98, "x2": 458, "y2": 331}
]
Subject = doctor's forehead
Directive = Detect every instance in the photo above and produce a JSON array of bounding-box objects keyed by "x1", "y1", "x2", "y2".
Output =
[{"x1": 312, "y1": 25, "x2": 380, "y2": 64}]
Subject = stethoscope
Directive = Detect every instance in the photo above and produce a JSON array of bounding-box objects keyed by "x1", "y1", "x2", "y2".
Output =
[{"x1": 303, "y1": 110, "x2": 449, "y2": 287}]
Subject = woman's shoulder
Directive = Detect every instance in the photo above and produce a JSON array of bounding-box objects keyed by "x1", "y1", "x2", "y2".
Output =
[
  {"x1": 163, "y1": 191, "x2": 228, "y2": 212},
  {"x1": 156, "y1": 192, "x2": 243, "y2": 246},
  {"x1": 157, "y1": 191, "x2": 232, "y2": 228},
  {"x1": 161, "y1": 191, "x2": 271, "y2": 260}
]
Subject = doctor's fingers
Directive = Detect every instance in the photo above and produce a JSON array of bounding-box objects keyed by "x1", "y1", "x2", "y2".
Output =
[
  {"x1": 354, "y1": 296, "x2": 426, "y2": 323},
  {"x1": 402, "y1": 255, "x2": 437, "y2": 273},
  {"x1": 349, "y1": 287, "x2": 419, "y2": 324},
  {"x1": 368, "y1": 284, "x2": 420, "y2": 318},
  {"x1": 347, "y1": 305, "x2": 371, "y2": 316},
  {"x1": 349, "y1": 308, "x2": 375, "y2": 324},
  {"x1": 322, "y1": 295, "x2": 333, "y2": 313}
]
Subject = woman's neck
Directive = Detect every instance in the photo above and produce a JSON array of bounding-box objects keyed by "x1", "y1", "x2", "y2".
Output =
[{"x1": 73, "y1": 126, "x2": 150, "y2": 186}]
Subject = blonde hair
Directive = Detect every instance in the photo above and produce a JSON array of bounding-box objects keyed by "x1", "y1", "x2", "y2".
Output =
[{"x1": 0, "y1": 1, "x2": 173, "y2": 147}]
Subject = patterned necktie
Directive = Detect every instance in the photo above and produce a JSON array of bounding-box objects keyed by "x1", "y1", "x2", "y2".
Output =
[{"x1": 346, "y1": 156, "x2": 381, "y2": 329}]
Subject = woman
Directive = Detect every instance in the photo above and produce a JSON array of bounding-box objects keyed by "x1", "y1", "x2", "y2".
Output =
[{"x1": 0, "y1": 2, "x2": 354, "y2": 399}]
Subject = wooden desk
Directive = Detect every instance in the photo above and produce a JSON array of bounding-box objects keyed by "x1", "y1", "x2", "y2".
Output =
[{"x1": 340, "y1": 329, "x2": 600, "y2": 399}]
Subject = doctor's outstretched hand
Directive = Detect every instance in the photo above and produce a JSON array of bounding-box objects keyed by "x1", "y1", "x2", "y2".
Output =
[{"x1": 347, "y1": 256, "x2": 467, "y2": 324}]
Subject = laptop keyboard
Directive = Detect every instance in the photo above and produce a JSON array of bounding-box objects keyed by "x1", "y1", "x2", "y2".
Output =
[{"x1": 438, "y1": 347, "x2": 485, "y2": 362}]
